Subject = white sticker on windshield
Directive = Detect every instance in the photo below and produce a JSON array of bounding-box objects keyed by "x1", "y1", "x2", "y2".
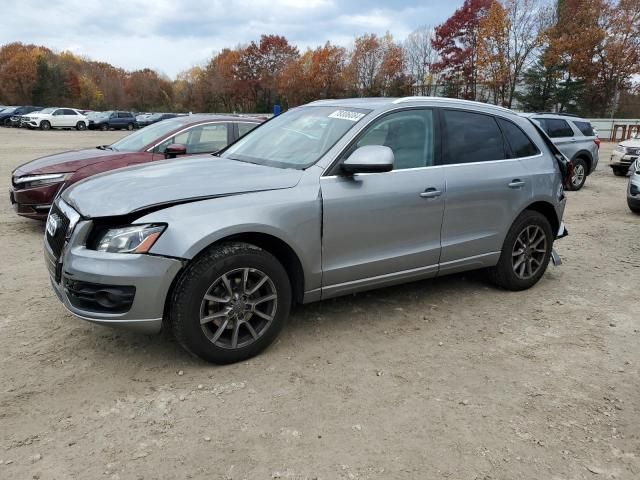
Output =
[{"x1": 328, "y1": 110, "x2": 365, "y2": 122}]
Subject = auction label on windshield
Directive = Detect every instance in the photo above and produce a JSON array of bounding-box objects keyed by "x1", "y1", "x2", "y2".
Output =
[{"x1": 328, "y1": 110, "x2": 366, "y2": 122}]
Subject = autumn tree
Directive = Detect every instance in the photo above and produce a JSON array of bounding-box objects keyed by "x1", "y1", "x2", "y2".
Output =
[
  {"x1": 348, "y1": 32, "x2": 407, "y2": 96},
  {"x1": 432, "y1": 0, "x2": 493, "y2": 99}
]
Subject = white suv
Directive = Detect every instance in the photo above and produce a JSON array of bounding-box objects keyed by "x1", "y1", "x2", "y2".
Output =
[{"x1": 23, "y1": 108, "x2": 89, "y2": 131}]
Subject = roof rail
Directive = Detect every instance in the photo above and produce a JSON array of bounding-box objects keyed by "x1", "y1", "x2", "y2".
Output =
[
  {"x1": 534, "y1": 112, "x2": 582, "y2": 118},
  {"x1": 392, "y1": 96, "x2": 513, "y2": 113}
]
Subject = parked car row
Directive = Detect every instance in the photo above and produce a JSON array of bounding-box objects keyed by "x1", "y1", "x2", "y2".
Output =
[
  {"x1": 0, "y1": 106, "x2": 191, "y2": 131},
  {"x1": 11, "y1": 96, "x2": 581, "y2": 364}
]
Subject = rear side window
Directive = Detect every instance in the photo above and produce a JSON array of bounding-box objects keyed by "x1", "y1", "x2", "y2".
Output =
[
  {"x1": 118, "y1": 112, "x2": 132, "y2": 118},
  {"x1": 63, "y1": 109, "x2": 77, "y2": 115},
  {"x1": 443, "y1": 110, "x2": 505, "y2": 164},
  {"x1": 535, "y1": 118, "x2": 574, "y2": 138},
  {"x1": 497, "y1": 118, "x2": 540, "y2": 158},
  {"x1": 572, "y1": 121, "x2": 594, "y2": 136}
]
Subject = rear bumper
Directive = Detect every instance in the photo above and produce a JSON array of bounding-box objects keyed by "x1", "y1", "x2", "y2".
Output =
[{"x1": 46, "y1": 218, "x2": 184, "y2": 334}]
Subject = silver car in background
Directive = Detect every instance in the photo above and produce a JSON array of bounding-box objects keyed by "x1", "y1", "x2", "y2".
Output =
[
  {"x1": 523, "y1": 113, "x2": 599, "y2": 191},
  {"x1": 45, "y1": 97, "x2": 569, "y2": 363}
]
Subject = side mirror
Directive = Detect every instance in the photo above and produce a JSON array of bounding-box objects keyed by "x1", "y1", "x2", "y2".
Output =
[
  {"x1": 164, "y1": 143, "x2": 187, "y2": 159},
  {"x1": 342, "y1": 145, "x2": 394, "y2": 174}
]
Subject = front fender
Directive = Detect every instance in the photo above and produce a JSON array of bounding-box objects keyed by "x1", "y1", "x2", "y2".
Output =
[{"x1": 138, "y1": 185, "x2": 323, "y2": 292}]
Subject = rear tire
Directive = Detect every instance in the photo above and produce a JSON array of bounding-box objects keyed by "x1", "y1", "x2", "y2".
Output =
[
  {"x1": 126, "y1": 123, "x2": 134, "y2": 131},
  {"x1": 488, "y1": 210, "x2": 554, "y2": 291},
  {"x1": 76, "y1": 121, "x2": 86, "y2": 131},
  {"x1": 40, "y1": 120, "x2": 51, "y2": 131},
  {"x1": 612, "y1": 167, "x2": 628, "y2": 177},
  {"x1": 170, "y1": 242, "x2": 291, "y2": 364},
  {"x1": 568, "y1": 157, "x2": 587, "y2": 190}
]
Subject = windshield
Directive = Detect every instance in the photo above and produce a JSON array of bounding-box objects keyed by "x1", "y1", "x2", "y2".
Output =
[
  {"x1": 220, "y1": 106, "x2": 371, "y2": 169},
  {"x1": 109, "y1": 118, "x2": 184, "y2": 152},
  {"x1": 2, "y1": 107, "x2": 17, "y2": 114},
  {"x1": 38, "y1": 107, "x2": 57, "y2": 114}
]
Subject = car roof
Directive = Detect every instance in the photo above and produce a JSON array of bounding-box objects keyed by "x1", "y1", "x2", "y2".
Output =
[
  {"x1": 520, "y1": 112, "x2": 590, "y2": 122},
  {"x1": 307, "y1": 96, "x2": 518, "y2": 117}
]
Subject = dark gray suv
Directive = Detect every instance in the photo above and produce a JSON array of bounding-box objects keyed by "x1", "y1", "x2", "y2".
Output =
[{"x1": 45, "y1": 97, "x2": 570, "y2": 363}]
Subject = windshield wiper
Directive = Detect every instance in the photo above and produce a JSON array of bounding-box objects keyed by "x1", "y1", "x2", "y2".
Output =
[{"x1": 96, "y1": 145, "x2": 114, "y2": 150}]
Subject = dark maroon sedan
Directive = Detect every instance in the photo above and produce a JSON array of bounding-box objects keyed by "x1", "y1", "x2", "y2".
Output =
[{"x1": 10, "y1": 114, "x2": 263, "y2": 220}]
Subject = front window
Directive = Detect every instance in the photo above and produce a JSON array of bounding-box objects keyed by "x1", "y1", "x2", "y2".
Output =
[
  {"x1": 108, "y1": 118, "x2": 185, "y2": 152},
  {"x1": 221, "y1": 106, "x2": 371, "y2": 169}
]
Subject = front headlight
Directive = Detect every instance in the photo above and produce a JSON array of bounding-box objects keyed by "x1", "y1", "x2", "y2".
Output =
[
  {"x1": 635, "y1": 158, "x2": 640, "y2": 174},
  {"x1": 616, "y1": 145, "x2": 626, "y2": 153},
  {"x1": 14, "y1": 173, "x2": 70, "y2": 189},
  {"x1": 95, "y1": 224, "x2": 166, "y2": 253}
]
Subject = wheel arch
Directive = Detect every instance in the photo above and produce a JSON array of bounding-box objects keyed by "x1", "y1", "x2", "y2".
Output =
[
  {"x1": 172, "y1": 231, "x2": 306, "y2": 306},
  {"x1": 571, "y1": 150, "x2": 593, "y2": 174},
  {"x1": 522, "y1": 200, "x2": 560, "y2": 235}
]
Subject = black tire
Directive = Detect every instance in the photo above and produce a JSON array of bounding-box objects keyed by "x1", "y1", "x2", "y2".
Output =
[
  {"x1": 568, "y1": 157, "x2": 587, "y2": 190},
  {"x1": 76, "y1": 121, "x2": 86, "y2": 131},
  {"x1": 170, "y1": 242, "x2": 291, "y2": 364},
  {"x1": 126, "y1": 123, "x2": 134, "y2": 131},
  {"x1": 612, "y1": 167, "x2": 628, "y2": 177},
  {"x1": 488, "y1": 210, "x2": 554, "y2": 291},
  {"x1": 100, "y1": 123, "x2": 109, "y2": 131},
  {"x1": 629, "y1": 201, "x2": 640, "y2": 214},
  {"x1": 3, "y1": 118, "x2": 10, "y2": 127},
  {"x1": 40, "y1": 120, "x2": 51, "y2": 131}
]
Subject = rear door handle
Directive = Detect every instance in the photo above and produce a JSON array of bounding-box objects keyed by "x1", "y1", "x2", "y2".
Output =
[
  {"x1": 508, "y1": 180, "x2": 526, "y2": 189},
  {"x1": 420, "y1": 188, "x2": 442, "y2": 199}
]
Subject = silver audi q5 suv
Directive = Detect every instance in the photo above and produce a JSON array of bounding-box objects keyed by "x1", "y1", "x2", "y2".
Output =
[{"x1": 45, "y1": 97, "x2": 570, "y2": 363}]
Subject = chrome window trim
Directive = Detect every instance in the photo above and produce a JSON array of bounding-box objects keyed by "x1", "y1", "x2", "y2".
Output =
[{"x1": 320, "y1": 153, "x2": 543, "y2": 179}]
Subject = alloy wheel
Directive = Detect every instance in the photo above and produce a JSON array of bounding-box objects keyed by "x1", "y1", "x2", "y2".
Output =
[
  {"x1": 512, "y1": 225, "x2": 547, "y2": 280},
  {"x1": 199, "y1": 268, "x2": 277, "y2": 350},
  {"x1": 571, "y1": 164, "x2": 585, "y2": 187}
]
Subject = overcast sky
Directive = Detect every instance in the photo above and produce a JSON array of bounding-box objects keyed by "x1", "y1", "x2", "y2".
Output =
[{"x1": 2, "y1": 0, "x2": 457, "y2": 78}]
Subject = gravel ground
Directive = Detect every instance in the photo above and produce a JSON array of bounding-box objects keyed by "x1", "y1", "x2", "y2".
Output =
[{"x1": 0, "y1": 129, "x2": 638, "y2": 480}]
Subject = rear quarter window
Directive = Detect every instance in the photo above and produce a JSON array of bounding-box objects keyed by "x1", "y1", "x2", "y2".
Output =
[
  {"x1": 572, "y1": 121, "x2": 594, "y2": 136},
  {"x1": 535, "y1": 118, "x2": 574, "y2": 138},
  {"x1": 497, "y1": 118, "x2": 540, "y2": 158}
]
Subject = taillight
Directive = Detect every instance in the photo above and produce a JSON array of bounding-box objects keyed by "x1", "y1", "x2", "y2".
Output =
[{"x1": 594, "y1": 137, "x2": 601, "y2": 149}]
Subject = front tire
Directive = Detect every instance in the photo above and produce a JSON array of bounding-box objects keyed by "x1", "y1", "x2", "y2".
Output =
[
  {"x1": 568, "y1": 158, "x2": 587, "y2": 190},
  {"x1": 100, "y1": 123, "x2": 109, "y2": 131},
  {"x1": 76, "y1": 121, "x2": 86, "y2": 131},
  {"x1": 170, "y1": 242, "x2": 291, "y2": 364},
  {"x1": 39, "y1": 120, "x2": 51, "y2": 131},
  {"x1": 488, "y1": 210, "x2": 554, "y2": 291},
  {"x1": 612, "y1": 167, "x2": 628, "y2": 177}
]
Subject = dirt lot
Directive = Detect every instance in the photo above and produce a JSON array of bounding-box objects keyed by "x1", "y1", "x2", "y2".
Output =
[{"x1": 0, "y1": 128, "x2": 638, "y2": 480}]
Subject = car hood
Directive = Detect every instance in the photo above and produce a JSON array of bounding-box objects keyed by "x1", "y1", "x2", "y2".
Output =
[
  {"x1": 620, "y1": 138, "x2": 640, "y2": 148},
  {"x1": 13, "y1": 148, "x2": 130, "y2": 176},
  {"x1": 62, "y1": 156, "x2": 304, "y2": 218}
]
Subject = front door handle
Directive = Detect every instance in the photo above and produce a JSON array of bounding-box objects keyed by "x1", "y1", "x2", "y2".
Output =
[
  {"x1": 420, "y1": 188, "x2": 442, "y2": 199},
  {"x1": 508, "y1": 179, "x2": 526, "y2": 189}
]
